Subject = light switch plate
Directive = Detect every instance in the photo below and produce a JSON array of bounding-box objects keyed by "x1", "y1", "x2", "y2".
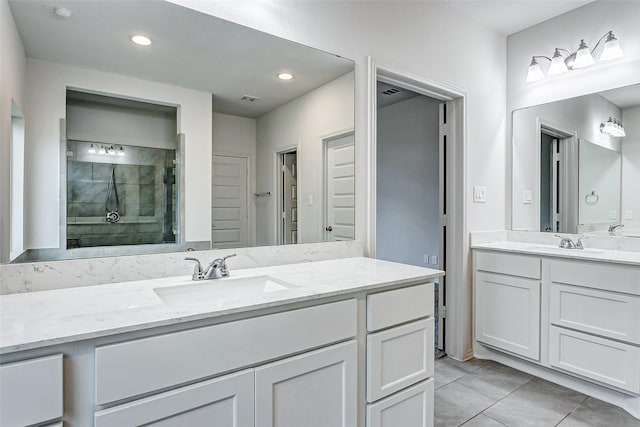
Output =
[
  {"x1": 430, "y1": 255, "x2": 438, "y2": 265},
  {"x1": 473, "y1": 186, "x2": 487, "y2": 203},
  {"x1": 523, "y1": 190, "x2": 533, "y2": 204},
  {"x1": 625, "y1": 210, "x2": 633, "y2": 220},
  {"x1": 610, "y1": 210, "x2": 618, "y2": 220}
]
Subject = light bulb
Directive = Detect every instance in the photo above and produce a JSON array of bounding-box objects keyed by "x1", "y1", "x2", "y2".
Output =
[
  {"x1": 526, "y1": 57, "x2": 544, "y2": 82},
  {"x1": 600, "y1": 32, "x2": 624, "y2": 61},
  {"x1": 88, "y1": 144, "x2": 96, "y2": 154},
  {"x1": 573, "y1": 39, "x2": 594, "y2": 69},
  {"x1": 548, "y1": 49, "x2": 568, "y2": 75}
]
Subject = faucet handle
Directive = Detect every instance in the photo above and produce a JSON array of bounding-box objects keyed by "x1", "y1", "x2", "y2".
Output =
[
  {"x1": 184, "y1": 257, "x2": 203, "y2": 280},
  {"x1": 554, "y1": 234, "x2": 568, "y2": 248},
  {"x1": 223, "y1": 253, "x2": 237, "y2": 261},
  {"x1": 576, "y1": 235, "x2": 585, "y2": 249}
]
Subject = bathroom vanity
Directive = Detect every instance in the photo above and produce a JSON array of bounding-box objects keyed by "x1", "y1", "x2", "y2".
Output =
[
  {"x1": 472, "y1": 240, "x2": 640, "y2": 419},
  {"x1": 0, "y1": 257, "x2": 443, "y2": 427}
]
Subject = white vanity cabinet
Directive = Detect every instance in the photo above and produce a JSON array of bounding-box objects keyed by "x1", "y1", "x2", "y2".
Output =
[
  {"x1": 365, "y1": 283, "x2": 435, "y2": 427},
  {"x1": 474, "y1": 252, "x2": 541, "y2": 360}
]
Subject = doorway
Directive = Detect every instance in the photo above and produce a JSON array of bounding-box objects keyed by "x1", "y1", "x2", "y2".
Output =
[
  {"x1": 277, "y1": 150, "x2": 298, "y2": 245},
  {"x1": 324, "y1": 131, "x2": 355, "y2": 242},
  {"x1": 212, "y1": 154, "x2": 249, "y2": 248}
]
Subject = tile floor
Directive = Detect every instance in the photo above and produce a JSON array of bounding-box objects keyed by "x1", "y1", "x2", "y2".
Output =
[{"x1": 434, "y1": 356, "x2": 640, "y2": 427}]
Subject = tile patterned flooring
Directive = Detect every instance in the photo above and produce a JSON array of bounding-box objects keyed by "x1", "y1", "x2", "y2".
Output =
[{"x1": 434, "y1": 357, "x2": 640, "y2": 427}]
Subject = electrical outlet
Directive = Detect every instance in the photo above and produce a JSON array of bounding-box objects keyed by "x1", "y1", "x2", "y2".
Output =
[
  {"x1": 424, "y1": 255, "x2": 429, "y2": 263},
  {"x1": 625, "y1": 210, "x2": 633, "y2": 220},
  {"x1": 473, "y1": 186, "x2": 487, "y2": 203},
  {"x1": 430, "y1": 255, "x2": 438, "y2": 265}
]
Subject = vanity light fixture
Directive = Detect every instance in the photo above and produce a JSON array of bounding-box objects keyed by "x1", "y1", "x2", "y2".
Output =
[
  {"x1": 117, "y1": 146, "x2": 125, "y2": 157},
  {"x1": 600, "y1": 117, "x2": 626, "y2": 138},
  {"x1": 131, "y1": 35, "x2": 152, "y2": 46},
  {"x1": 107, "y1": 145, "x2": 117, "y2": 156},
  {"x1": 87, "y1": 144, "x2": 96, "y2": 154},
  {"x1": 98, "y1": 145, "x2": 107, "y2": 155},
  {"x1": 278, "y1": 73, "x2": 293, "y2": 80},
  {"x1": 525, "y1": 30, "x2": 623, "y2": 82}
]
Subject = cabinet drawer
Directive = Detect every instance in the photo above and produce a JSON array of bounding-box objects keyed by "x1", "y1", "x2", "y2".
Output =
[
  {"x1": 367, "y1": 378, "x2": 434, "y2": 427},
  {"x1": 475, "y1": 271, "x2": 540, "y2": 360},
  {"x1": 95, "y1": 299, "x2": 356, "y2": 405},
  {"x1": 550, "y1": 260, "x2": 640, "y2": 296},
  {"x1": 476, "y1": 251, "x2": 541, "y2": 279},
  {"x1": 95, "y1": 369, "x2": 254, "y2": 427},
  {"x1": 367, "y1": 283, "x2": 433, "y2": 332},
  {"x1": 549, "y1": 326, "x2": 640, "y2": 394},
  {"x1": 550, "y1": 283, "x2": 640, "y2": 344},
  {"x1": 0, "y1": 354, "x2": 63, "y2": 427},
  {"x1": 367, "y1": 318, "x2": 434, "y2": 402}
]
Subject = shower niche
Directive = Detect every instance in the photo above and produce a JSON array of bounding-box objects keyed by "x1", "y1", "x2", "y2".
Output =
[{"x1": 65, "y1": 90, "x2": 178, "y2": 249}]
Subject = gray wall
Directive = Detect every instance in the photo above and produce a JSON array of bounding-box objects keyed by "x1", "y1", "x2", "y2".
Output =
[{"x1": 376, "y1": 95, "x2": 440, "y2": 267}]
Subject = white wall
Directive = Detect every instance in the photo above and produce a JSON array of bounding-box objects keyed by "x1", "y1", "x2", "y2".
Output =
[
  {"x1": 66, "y1": 102, "x2": 177, "y2": 150},
  {"x1": 23, "y1": 59, "x2": 212, "y2": 249},
  {"x1": 212, "y1": 112, "x2": 257, "y2": 245},
  {"x1": 255, "y1": 72, "x2": 354, "y2": 246},
  {"x1": 578, "y1": 140, "x2": 621, "y2": 225},
  {"x1": 622, "y1": 106, "x2": 640, "y2": 229},
  {"x1": 0, "y1": 0, "x2": 26, "y2": 263},
  {"x1": 512, "y1": 93, "x2": 621, "y2": 231},
  {"x1": 507, "y1": 0, "x2": 640, "y2": 227},
  {"x1": 376, "y1": 95, "x2": 440, "y2": 267}
]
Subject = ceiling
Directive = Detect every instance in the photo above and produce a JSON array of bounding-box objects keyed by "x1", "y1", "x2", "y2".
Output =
[
  {"x1": 8, "y1": 0, "x2": 354, "y2": 118},
  {"x1": 444, "y1": 0, "x2": 594, "y2": 35},
  {"x1": 600, "y1": 84, "x2": 640, "y2": 109},
  {"x1": 377, "y1": 82, "x2": 419, "y2": 109}
]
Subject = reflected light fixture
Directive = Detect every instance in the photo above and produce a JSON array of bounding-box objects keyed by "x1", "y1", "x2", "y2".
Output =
[
  {"x1": 87, "y1": 144, "x2": 96, "y2": 154},
  {"x1": 600, "y1": 117, "x2": 626, "y2": 138},
  {"x1": 131, "y1": 35, "x2": 152, "y2": 46},
  {"x1": 278, "y1": 73, "x2": 293, "y2": 80},
  {"x1": 98, "y1": 145, "x2": 107, "y2": 155},
  {"x1": 107, "y1": 145, "x2": 117, "y2": 156},
  {"x1": 53, "y1": 6, "x2": 72, "y2": 18},
  {"x1": 117, "y1": 146, "x2": 125, "y2": 157},
  {"x1": 525, "y1": 30, "x2": 623, "y2": 82}
]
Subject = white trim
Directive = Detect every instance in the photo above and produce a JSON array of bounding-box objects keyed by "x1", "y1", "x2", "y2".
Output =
[{"x1": 367, "y1": 57, "x2": 469, "y2": 359}]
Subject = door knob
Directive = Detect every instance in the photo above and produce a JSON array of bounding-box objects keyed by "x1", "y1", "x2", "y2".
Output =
[{"x1": 325, "y1": 226, "x2": 333, "y2": 232}]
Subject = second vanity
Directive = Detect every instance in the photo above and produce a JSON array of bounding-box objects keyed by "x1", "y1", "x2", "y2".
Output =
[
  {"x1": 0, "y1": 257, "x2": 443, "y2": 427},
  {"x1": 472, "y1": 240, "x2": 640, "y2": 419}
]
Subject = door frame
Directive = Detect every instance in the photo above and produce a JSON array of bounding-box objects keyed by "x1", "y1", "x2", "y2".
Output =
[
  {"x1": 211, "y1": 152, "x2": 252, "y2": 248},
  {"x1": 274, "y1": 146, "x2": 298, "y2": 245},
  {"x1": 367, "y1": 57, "x2": 469, "y2": 359},
  {"x1": 322, "y1": 128, "x2": 355, "y2": 242}
]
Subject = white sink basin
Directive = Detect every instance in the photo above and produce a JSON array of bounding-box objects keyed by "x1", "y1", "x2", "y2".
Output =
[
  {"x1": 154, "y1": 275, "x2": 296, "y2": 305},
  {"x1": 524, "y1": 245, "x2": 604, "y2": 255}
]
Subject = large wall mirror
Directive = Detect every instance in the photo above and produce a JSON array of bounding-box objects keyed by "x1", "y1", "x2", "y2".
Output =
[
  {"x1": 6, "y1": 0, "x2": 355, "y2": 263},
  {"x1": 512, "y1": 83, "x2": 640, "y2": 237}
]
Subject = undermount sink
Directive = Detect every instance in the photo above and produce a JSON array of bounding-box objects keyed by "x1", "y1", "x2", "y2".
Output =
[
  {"x1": 154, "y1": 275, "x2": 296, "y2": 305},
  {"x1": 524, "y1": 245, "x2": 604, "y2": 255}
]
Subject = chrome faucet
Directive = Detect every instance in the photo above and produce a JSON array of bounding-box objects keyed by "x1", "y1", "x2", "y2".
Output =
[
  {"x1": 554, "y1": 235, "x2": 584, "y2": 250},
  {"x1": 608, "y1": 223, "x2": 624, "y2": 236},
  {"x1": 185, "y1": 254, "x2": 237, "y2": 280}
]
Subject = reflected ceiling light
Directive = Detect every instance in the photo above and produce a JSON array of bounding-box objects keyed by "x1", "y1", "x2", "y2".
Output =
[
  {"x1": 525, "y1": 30, "x2": 623, "y2": 82},
  {"x1": 131, "y1": 35, "x2": 152, "y2": 46},
  {"x1": 87, "y1": 144, "x2": 96, "y2": 154},
  {"x1": 53, "y1": 6, "x2": 72, "y2": 18},
  {"x1": 600, "y1": 117, "x2": 626, "y2": 138},
  {"x1": 278, "y1": 73, "x2": 293, "y2": 80}
]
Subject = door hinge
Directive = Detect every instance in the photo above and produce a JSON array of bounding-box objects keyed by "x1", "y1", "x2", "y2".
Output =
[
  {"x1": 441, "y1": 123, "x2": 448, "y2": 136},
  {"x1": 441, "y1": 306, "x2": 446, "y2": 319},
  {"x1": 441, "y1": 214, "x2": 447, "y2": 226},
  {"x1": 281, "y1": 211, "x2": 286, "y2": 220},
  {"x1": 554, "y1": 152, "x2": 561, "y2": 162}
]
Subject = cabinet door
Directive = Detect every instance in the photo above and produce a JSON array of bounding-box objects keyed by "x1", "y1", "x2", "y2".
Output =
[
  {"x1": 255, "y1": 340, "x2": 357, "y2": 427},
  {"x1": 94, "y1": 369, "x2": 254, "y2": 427},
  {"x1": 367, "y1": 378, "x2": 434, "y2": 427},
  {"x1": 475, "y1": 271, "x2": 540, "y2": 360}
]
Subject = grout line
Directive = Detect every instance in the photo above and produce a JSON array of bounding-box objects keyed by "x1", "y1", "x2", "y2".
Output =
[{"x1": 553, "y1": 395, "x2": 589, "y2": 426}]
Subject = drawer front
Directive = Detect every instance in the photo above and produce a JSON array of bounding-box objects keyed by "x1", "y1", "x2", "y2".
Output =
[
  {"x1": 95, "y1": 369, "x2": 254, "y2": 427},
  {"x1": 550, "y1": 283, "x2": 640, "y2": 344},
  {"x1": 367, "y1": 318, "x2": 434, "y2": 402},
  {"x1": 550, "y1": 260, "x2": 640, "y2": 296},
  {"x1": 95, "y1": 299, "x2": 357, "y2": 405},
  {"x1": 475, "y1": 271, "x2": 540, "y2": 360},
  {"x1": 367, "y1": 378, "x2": 434, "y2": 427},
  {"x1": 367, "y1": 283, "x2": 433, "y2": 332},
  {"x1": 549, "y1": 326, "x2": 640, "y2": 394},
  {"x1": 0, "y1": 354, "x2": 63, "y2": 427},
  {"x1": 476, "y1": 251, "x2": 541, "y2": 279}
]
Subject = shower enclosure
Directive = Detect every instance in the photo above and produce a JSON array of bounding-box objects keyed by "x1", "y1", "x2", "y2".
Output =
[{"x1": 66, "y1": 140, "x2": 177, "y2": 249}]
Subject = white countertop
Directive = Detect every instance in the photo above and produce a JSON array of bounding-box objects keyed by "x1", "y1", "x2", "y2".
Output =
[
  {"x1": 0, "y1": 257, "x2": 443, "y2": 354},
  {"x1": 472, "y1": 241, "x2": 640, "y2": 266}
]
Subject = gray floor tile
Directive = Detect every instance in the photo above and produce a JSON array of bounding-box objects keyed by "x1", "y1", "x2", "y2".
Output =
[
  {"x1": 557, "y1": 397, "x2": 640, "y2": 427},
  {"x1": 461, "y1": 414, "x2": 506, "y2": 426},
  {"x1": 483, "y1": 378, "x2": 587, "y2": 426},
  {"x1": 435, "y1": 358, "x2": 468, "y2": 389},
  {"x1": 435, "y1": 381, "x2": 497, "y2": 427},
  {"x1": 456, "y1": 362, "x2": 533, "y2": 400},
  {"x1": 444, "y1": 356, "x2": 493, "y2": 373}
]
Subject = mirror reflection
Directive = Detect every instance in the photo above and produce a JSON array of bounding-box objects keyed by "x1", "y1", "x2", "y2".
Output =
[
  {"x1": 6, "y1": 0, "x2": 355, "y2": 263},
  {"x1": 512, "y1": 84, "x2": 639, "y2": 237}
]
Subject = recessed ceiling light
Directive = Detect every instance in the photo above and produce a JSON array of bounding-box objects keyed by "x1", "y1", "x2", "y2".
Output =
[
  {"x1": 131, "y1": 35, "x2": 152, "y2": 46},
  {"x1": 278, "y1": 73, "x2": 293, "y2": 80},
  {"x1": 53, "y1": 6, "x2": 72, "y2": 18}
]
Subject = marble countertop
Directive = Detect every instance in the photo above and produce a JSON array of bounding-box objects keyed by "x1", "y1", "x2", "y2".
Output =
[
  {"x1": 472, "y1": 241, "x2": 640, "y2": 266},
  {"x1": 0, "y1": 257, "x2": 443, "y2": 354}
]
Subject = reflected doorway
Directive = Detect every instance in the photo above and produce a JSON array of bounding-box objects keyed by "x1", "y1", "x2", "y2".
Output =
[{"x1": 277, "y1": 150, "x2": 298, "y2": 245}]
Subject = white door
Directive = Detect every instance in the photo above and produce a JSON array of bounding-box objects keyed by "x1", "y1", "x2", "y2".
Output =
[
  {"x1": 280, "y1": 152, "x2": 298, "y2": 244},
  {"x1": 212, "y1": 155, "x2": 248, "y2": 248},
  {"x1": 255, "y1": 341, "x2": 357, "y2": 427},
  {"x1": 325, "y1": 133, "x2": 355, "y2": 241}
]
